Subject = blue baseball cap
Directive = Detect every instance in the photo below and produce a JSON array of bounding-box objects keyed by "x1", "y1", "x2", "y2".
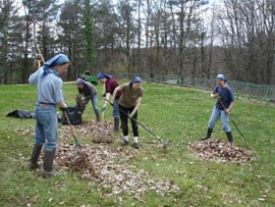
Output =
[
  {"x1": 76, "y1": 78, "x2": 85, "y2": 85},
  {"x1": 132, "y1": 76, "x2": 142, "y2": 83},
  {"x1": 97, "y1": 72, "x2": 105, "y2": 80},
  {"x1": 216, "y1": 74, "x2": 226, "y2": 81}
]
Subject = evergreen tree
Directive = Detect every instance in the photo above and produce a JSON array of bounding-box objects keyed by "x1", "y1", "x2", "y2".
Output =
[{"x1": 82, "y1": 0, "x2": 96, "y2": 70}]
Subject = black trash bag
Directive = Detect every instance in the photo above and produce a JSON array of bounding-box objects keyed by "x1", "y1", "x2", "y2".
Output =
[
  {"x1": 6, "y1": 110, "x2": 35, "y2": 119},
  {"x1": 61, "y1": 107, "x2": 82, "y2": 125}
]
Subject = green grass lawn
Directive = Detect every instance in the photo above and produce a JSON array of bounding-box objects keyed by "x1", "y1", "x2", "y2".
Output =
[{"x1": 0, "y1": 82, "x2": 274, "y2": 207}]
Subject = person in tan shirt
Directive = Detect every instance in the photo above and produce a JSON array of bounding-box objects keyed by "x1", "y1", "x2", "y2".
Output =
[{"x1": 112, "y1": 76, "x2": 143, "y2": 149}]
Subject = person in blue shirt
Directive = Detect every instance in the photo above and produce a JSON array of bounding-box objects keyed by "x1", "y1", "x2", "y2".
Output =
[
  {"x1": 28, "y1": 54, "x2": 70, "y2": 177},
  {"x1": 201, "y1": 74, "x2": 235, "y2": 145}
]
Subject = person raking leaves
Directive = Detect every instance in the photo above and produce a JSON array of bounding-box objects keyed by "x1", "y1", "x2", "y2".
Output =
[
  {"x1": 28, "y1": 54, "x2": 70, "y2": 177},
  {"x1": 111, "y1": 76, "x2": 143, "y2": 149},
  {"x1": 201, "y1": 74, "x2": 235, "y2": 145},
  {"x1": 97, "y1": 72, "x2": 121, "y2": 132},
  {"x1": 76, "y1": 78, "x2": 100, "y2": 122}
]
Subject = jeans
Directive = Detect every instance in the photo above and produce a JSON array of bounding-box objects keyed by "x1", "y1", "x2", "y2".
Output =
[
  {"x1": 35, "y1": 105, "x2": 58, "y2": 151},
  {"x1": 119, "y1": 105, "x2": 138, "y2": 137},
  {"x1": 208, "y1": 106, "x2": 231, "y2": 132},
  {"x1": 113, "y1": 99, "x2": 120, "y2": 118},
  {"x1": 91, "y1": 95, "x2": 99, "y2": 117}
]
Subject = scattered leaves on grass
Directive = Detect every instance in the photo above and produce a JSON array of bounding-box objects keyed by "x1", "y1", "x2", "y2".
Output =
[
  {"x1": 54, "y1": 144, "x2": 180, "y2": 196},
  {"x1": 60, "y1": 121, "x2": 114, "y2": 144},
  {"x1": 190, "y1": 139, "x2": 253, "y2": 163},
  {"x1": 17, "y1": 122, "x2": 180, "y2": 197},
  {"x1": 15, "y1": 128, "x2": 34, "y2": 136}
]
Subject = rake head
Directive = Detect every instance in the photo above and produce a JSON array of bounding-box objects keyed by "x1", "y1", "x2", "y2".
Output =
[
  {"x1": 74, "y1": 143, "x2": 81, "y2": 148},
  {"x1": 159, "y1": 139, "x2": 170, "y2": 149},
  {"x1": 155, "y1": 135, "x2": 170, "y2": 149}
]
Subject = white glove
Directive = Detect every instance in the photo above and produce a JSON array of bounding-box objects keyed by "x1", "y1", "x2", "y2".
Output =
[{"x1": 129, "y1": 112, "x2": 135, "y2": 118}]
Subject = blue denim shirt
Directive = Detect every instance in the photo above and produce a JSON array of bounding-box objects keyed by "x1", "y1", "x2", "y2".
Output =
[{"x1": 28, "y1": 67, "x2": 64, "y2": 105}]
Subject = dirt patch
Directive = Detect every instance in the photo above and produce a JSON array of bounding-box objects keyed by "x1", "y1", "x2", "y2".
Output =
[
  {"x1": 60, "y1": 121, "x2": 114, "y2": 144},
  {"x1": 55, "y1": 144, "x2": 180, "y2": 196},
  {"x1": 190, "y1": 139, "x2": 253, "y2": 163}
]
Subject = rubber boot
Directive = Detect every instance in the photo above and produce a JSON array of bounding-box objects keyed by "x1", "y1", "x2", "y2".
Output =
[
  {"x1": 226, "y1": 132, "x2": 233, "y2": 145},
  {"x1": 201, "y1": 128, "x2": 213, "y2": 140},
  {"x1": 29, "y1": 144, "x2": 43, "y2": 170},
  {"x1": 95, "y1": 110, "x2": 100, "y2": 122},
  {"x1": 114, "y1": 118, "x2": 119, "y2": 132},
  {"x1": 43, "y1": 150, "x2": 55, "y2": 178}
]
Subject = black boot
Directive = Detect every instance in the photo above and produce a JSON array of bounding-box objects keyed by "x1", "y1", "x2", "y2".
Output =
[
  {"x1": 114, "y1": 118, "x2": 119, "y2": 132},
  {"x1": 43, "y1": 150, "x2": 55, "y2": 178},
  {"x1": 201, "y1": 128, "x2": 213, "y2": 140},
  {"x1": 29, "y1": 144, "x2": 43, "y2": 170},
  {"x1": 226, "y1": 132, "x2": 233, "y2": 145}
]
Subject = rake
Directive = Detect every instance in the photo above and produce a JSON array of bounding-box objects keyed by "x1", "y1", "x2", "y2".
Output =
[
  {"x1": 105, "y1": 99, "x2": 170, "y2": 149},
  {"x1": 63, "y1": 110, "x2": 81, "y2": 148}
]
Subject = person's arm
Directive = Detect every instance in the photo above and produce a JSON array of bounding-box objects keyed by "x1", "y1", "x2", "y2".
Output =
[
  {"x1": 104, "y1": 82, "x2": 112, "y2": 102},
  {"x1": 211, "y1": 93, "x2": 219, "y2": 98},
  {"x1": 58, "y1": 101, "x2": 67, "y2": 109},
  {"x1": 225, "y1": 101, "x2": 234, "y2": 113},
  {"x1": 111, "y1": 85, "x2": 124, "y2": 103},
  {"x1": 129, "y1": 97, "x2": 142, "y2": 118},
  {"x1": 103, "y1": 92, "x2": 111, "y2": 107},
  {"x1": 85, "y1": 82, "x2": 97, "y2": 97},
  {"x1": 225, "y1": 89, "x2": 234, "y2": 113},
  {"x1": 28, "y1": 67, "x2": 43, "y2": 85},
  {"x1": 210, "y1": 86, "x2": 219, "y2": 98},
  {"x1": 54, "y1": 79, "x2": 67, "y2": 109}
]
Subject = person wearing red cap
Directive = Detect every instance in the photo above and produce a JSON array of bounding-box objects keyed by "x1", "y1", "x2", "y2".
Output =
[{"x1": 112, "y1": 76, "x2": 143, "y2": 149}]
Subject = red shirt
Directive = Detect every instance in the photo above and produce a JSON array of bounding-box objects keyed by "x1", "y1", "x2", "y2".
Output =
[{"x1": 105, "y1": 78, "x2": 121, "y2": 98}]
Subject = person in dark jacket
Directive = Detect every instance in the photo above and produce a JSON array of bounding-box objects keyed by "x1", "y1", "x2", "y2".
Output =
[
  {"x1": 28, "y1": 54, "x2": 70, "y2": 177},
  {"x1": 201, "y1": 74, "x2": 235, "y2": 145},
  {"x1": 76, "y1": 78, "x2": 100, "y2": 122},
  {"x1": 97, "y1": 72, "x2": 121, "y2": 131},
  {"x1": 112, "y1": 76, "x2": 143, "y2": 149}
]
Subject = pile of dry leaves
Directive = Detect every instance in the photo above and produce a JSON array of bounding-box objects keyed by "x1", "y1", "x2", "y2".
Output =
[
  {"x1": 190, "y1": 139, "x2": 253, "y2": 163},
  {"x1": 60, "y1": 121, "x2": 114, "y2": 144},
  {"x1": 55, "y1": 144, "x2": 180, "y2": 196}
]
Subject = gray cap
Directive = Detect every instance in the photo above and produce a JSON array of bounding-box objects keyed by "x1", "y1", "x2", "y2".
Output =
[{"x1": 216, "y1": 74, "x2": 226, "y2": 81}]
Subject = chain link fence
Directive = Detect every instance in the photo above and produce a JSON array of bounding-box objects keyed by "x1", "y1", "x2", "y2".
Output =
[{"x1": 109, "y1": 71, "x2": 275, "y2": 101}]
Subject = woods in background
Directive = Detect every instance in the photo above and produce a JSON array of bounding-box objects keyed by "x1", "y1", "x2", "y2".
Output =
[{"x1": 0, "y1": 0, "x2": 274, "y2": 85}]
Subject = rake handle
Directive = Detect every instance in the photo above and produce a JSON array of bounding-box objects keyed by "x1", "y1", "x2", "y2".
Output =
[
  {"x1": 63, "y1": 109, "x2": 80, "y2": 145},
  {"x1": 217, "y1": 96, "x2": 246, "y2": 140},
  {"x1": 105, "y1": 99, "x2": 161, "y2": 141}
]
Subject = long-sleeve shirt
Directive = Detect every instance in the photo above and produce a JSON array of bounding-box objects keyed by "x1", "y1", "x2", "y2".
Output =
[
  {"x1": 105, "y1": 78, "x2": 121, "y2": 98},
  {"x1": 213, "y1": 85, "x2": 234, "y2": 110},
  {"x1": 78, "y1": 80, "x2": 97, "y2": 98},
  {"x1": 28, "y1": 67, "x2": 64, "y2": 105}
]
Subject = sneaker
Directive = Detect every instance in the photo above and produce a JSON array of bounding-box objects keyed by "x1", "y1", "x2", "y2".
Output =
[
  {"x1": 132, "y1": 142, "x2": 139, "y2": 149},
  {"x1": 122, "y1": 140, "x2": 129, "y2": 146}
]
